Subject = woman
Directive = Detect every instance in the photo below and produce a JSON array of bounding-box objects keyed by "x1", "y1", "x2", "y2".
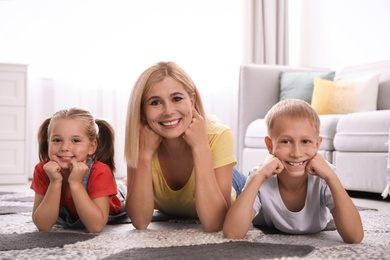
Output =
[{"x1": 124, "y1": 61, "x2": 245, "y2": 232}]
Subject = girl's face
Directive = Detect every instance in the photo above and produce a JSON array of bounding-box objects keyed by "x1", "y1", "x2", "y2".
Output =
[
  {"x1": 265, "y1": 116, "x2": 321, "y2": 177},
  {"x1": 48, "y1": 119, "x2": 97, "y2": 169},
  {"x1": 143, "y1": 77, "x2": 195, "y2": 139}
]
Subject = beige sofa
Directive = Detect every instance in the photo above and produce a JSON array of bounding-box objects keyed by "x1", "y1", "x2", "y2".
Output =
[{"x1": 237, "y1": 60, "x2": 390, "y2": 195}]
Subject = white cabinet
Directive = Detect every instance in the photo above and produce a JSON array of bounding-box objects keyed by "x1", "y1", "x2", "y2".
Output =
[{"x1": 0, "y1": 63, "x2": 28, "y2": 184}]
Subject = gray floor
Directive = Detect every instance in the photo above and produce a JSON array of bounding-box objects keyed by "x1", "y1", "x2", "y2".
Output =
[{"x1": 1, "y1": 182, "x2": 390, "y2": 215}]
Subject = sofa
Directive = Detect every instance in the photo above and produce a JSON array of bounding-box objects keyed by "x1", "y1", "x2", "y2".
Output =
[{"x1": 237, "y1": 60, "x2": 390, "y2": 195}]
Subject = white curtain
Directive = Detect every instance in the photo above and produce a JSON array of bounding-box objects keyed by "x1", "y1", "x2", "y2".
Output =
[
  {"x1": 245, "y1": 0, "x2": 289, "y2": 64},
  {"x1": 0, "y1": 0, "x2": 243, "y2": 179}
]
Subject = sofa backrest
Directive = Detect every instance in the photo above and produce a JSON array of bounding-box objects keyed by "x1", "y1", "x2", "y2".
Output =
[{"x1": 335, "y1": 60, "x2": 390, "y2": 110}]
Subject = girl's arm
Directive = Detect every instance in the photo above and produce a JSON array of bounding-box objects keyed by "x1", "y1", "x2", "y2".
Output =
[
  {"x1": 125, "y1": 123, "x2": 161, "y2": 229},
  {"x1": 32, "y1": 161, "x2": 63, "y2": 232},
  {"x1": 307, "y1": 154, "x2": 364, "y2": 243},
  {"x1": 32, "y1": 181, "x2": 62, "y2": 232},
  {"x1": 68, "y1": 161, "x2": 110, "y2": 233},
  {"x1": 69, "y1": 184, "x2": 110, "y2": 233}
]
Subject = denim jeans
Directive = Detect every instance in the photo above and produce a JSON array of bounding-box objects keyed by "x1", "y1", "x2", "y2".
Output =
[{"x1": 232, "y1": 167, "x2": 246, "y2": 197}]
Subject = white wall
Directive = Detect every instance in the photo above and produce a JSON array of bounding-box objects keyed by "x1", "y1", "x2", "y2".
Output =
[
  {"x1": 289, "y1": 0, "x2": 390, "y2": 70},
  {"x1": 0, "y1": 0, "x2": 243, "y2": 179}
]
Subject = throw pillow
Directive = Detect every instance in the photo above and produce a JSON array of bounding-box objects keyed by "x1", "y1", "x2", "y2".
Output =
[
  {"x1": 279, "y1": 71, "x2": 335, "y2": 103},
  {"x1": 311, "y1": 73, "x2": 380, "y2": 115}
]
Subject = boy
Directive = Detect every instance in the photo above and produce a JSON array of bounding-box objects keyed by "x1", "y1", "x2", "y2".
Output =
[{"x1": 223, "y1": 99, "x2": 363, "y2": 243}]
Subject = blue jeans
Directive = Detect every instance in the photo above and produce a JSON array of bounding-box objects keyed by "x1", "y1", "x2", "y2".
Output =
[{"x1": 232, "y1": 167, "x2": 246, "y2": 197}]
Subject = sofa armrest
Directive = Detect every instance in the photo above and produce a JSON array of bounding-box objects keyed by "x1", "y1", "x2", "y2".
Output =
[{"x1": 236, "y1": 64, "x2": 331, "y2": 171}]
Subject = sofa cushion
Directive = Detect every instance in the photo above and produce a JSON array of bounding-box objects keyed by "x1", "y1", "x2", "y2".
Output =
[
  {"x1": 311, "y1": 74, "x2": 380, "y2": 115},
  {"x1": 334, "y1": 110, "x2": 390, "y2": 152},
  {"x1": 244, "y1": 114, "x2": 341, "y2": 150},
  {"x1": 279, "y1": 71, "x2": 335, "y2": 103}
]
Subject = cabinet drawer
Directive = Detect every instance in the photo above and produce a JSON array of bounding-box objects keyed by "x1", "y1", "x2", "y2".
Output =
[
  {"x1": 0, "y1": 69, "x2": 26, "y2": 106},
  {"x1": 0, "y1": 141, "x2": 25, "y2": 174},
  {"x1": 0, "y1": 107, "x2": 25, "y2": 139}
]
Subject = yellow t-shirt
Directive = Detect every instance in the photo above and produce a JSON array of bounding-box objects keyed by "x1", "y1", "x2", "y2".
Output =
[{"x1": 152, "y1": 121, "x2": 237, "y2": 218}]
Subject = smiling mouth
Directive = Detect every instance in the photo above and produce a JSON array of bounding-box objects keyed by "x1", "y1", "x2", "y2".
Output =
[
  {"x1": 160, "y1": 119, "x2": 180, "y2": 126},
  {"x1": 58, "y1": 156, "x2": 74, "y2": 161},
  {"x1": 287, "y1": 160, "x2": 307, "y2": 166}
]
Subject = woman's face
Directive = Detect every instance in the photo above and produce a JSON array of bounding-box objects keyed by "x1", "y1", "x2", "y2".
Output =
[{"x1": 143, "y1": 77, "x2": 195, "y2": 139}]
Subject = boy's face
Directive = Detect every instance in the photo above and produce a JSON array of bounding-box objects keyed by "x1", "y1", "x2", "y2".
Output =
[{"x1": 265, "y1": 116, "x2": 322, "y2": 177}]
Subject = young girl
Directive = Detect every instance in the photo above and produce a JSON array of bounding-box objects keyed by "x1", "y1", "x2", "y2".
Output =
[
  {"x1": 124, "y1": 61, "x2": 246, "y2": 232},
  {"x1": 31, "y1": 107, "x2": 126, "y2": 233}
]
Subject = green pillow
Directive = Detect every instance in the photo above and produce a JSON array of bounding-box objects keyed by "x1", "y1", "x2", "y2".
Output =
[{"x1": 279, "y1": 71, "x2": 335, "y2": 103}]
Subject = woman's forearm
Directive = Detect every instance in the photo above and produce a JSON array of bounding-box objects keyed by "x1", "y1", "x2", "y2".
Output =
[
  {"x1": 125, "y1": 162, "x2": 155, "y2": 230},
  {"x1": 192, "y1": 146, "x2": 230, "y2": 232}
]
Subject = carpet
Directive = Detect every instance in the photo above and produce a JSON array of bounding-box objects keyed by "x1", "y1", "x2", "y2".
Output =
[{"x1": 0, "y1": 190, "x2": 389, "y2": 260}]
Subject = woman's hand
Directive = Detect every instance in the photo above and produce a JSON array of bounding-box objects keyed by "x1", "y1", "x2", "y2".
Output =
[
  {"x1": 140, "y1": 123, "x2": 162, "y2": 156},
  {"x1": 182, "y1": 109, "x2": 208, "y2": 149}
]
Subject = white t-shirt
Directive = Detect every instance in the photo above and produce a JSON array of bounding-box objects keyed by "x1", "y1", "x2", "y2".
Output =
[{"x1": 247, "y1": 165, "x2": 335, "y2": 234}]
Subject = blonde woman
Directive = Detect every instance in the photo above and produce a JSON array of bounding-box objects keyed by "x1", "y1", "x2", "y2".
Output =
[{"x1": 124, "y1": 61, "x2": 245, "y2": 232}]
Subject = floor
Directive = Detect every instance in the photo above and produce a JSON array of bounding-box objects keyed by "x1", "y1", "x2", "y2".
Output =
[{"x1": 1, "y1": 182, "x2": 390, "y2": 215}]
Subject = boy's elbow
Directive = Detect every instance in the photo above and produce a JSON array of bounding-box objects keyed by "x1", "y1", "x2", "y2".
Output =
[
  {"x1": 222, "y1": 227, "x2": 246, "y2": 239},
  {"x1": 343, "y1": 231, "x2": 364, "y2": 244}
]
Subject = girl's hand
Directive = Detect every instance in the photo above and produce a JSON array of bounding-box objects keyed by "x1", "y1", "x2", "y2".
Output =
[
  {"x1": 140, "y1": 123, "x2": 162, "y2": 155},
  {"x1": 257, "y1": 155, "x2": 284, "y2": 179},
  {"x1": 306, "y1": 153, "x2": 333, "y2": 180},
  {"x1": 182, "y1": 109, "x2": 208, "y2": 149},
  {"x1": 68, "y1": 159, "x2": 89, "y2": 184},
  {"x1": 43, "y1": 161, "x2": 63, "y2": 183}
]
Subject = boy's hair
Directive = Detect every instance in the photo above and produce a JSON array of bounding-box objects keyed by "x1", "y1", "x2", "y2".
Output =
[
  {"x1": 124, "y1": 61, "x2": 209, "y2": 168},
  {"x1": 37, "y1": 107, "x2": 116, "y2": 173},
  {"x1": 265, "y1": 99, "x2": 321, "y2": 136}
]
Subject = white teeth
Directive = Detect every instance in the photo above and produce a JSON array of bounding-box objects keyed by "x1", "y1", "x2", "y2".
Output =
[
  {"x1": 289, "y1": 161, "x2": 304, "y2": 166},
  {"x1": 162, "y1": 120, "x2": 179, "y2": 126}
]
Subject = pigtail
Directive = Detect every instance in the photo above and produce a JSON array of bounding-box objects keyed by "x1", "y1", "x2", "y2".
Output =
[
  {"x1": 37, "y1": 118, "x2": 51, "y2": 162},
  {"x1": 94, "y1": 119, "x2": 116, "y2": 174}
]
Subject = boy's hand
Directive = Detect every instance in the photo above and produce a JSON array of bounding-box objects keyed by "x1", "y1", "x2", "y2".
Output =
[
  {"x1": 43, "y1": 161, "x2": 63, "y2": 183},
  {"x1": 306, "y1": 153, "x2": 333, "y2": 180},
  {"x1": 257, "y1": 155, "x2": 284, "y2": 179}
]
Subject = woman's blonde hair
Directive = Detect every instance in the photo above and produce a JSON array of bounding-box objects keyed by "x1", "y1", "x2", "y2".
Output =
[
  {"x1": 124, "y1": 61, "x2": 208, "y2": 168},
  {"x1": 265, "y1": 99, "x2": 321, "y2": 136}
]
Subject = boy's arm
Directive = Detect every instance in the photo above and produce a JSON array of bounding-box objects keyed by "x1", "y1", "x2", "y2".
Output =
[
  {"x1": 222, "y1": 173, "x2": 263, "y2": 239},
  {"x1": 326, "y1": 174, "x2": 364, "y2": 243},
  {"x1": 307, "y1": 154, "x2": 364, "y2": 243},
  {"x1": 223, "y1": 156, "x2": 284, "y2": 239}
]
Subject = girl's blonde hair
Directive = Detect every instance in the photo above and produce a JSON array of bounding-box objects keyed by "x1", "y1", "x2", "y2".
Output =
[
  {"x1": 265, "y1": 99, "x2": 321, "y2": 136},
  {"x1": 124, "y1": 61, "x2": 208, "y2": 168},
  {"x1": 37, "y1": 107, "x2": 116, "y2": 173}
]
